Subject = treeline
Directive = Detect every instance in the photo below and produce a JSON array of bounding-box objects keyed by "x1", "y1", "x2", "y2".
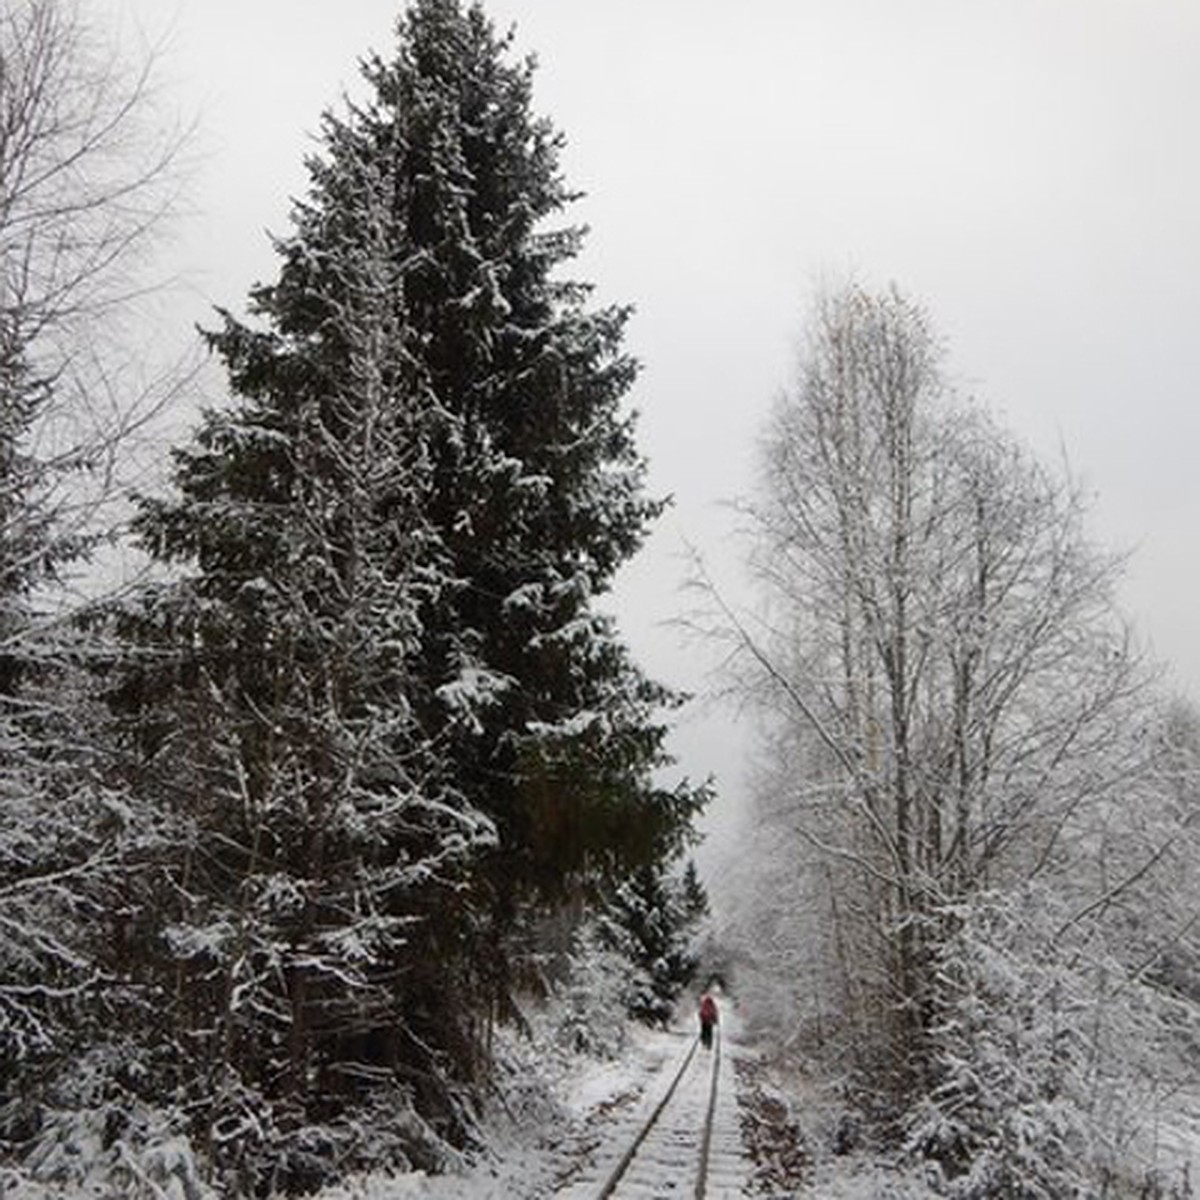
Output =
[
  {"x1": 0, "y1": 0, "x2": 706, "y2": 1192},
  {"x1": 717, "y1": 283, "x2": 1200, "y2": 1196}
]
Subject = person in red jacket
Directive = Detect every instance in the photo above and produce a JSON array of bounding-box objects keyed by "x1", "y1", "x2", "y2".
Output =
[{"x1": 699, "y1": 992, "x2": 718, "y2": 1048}]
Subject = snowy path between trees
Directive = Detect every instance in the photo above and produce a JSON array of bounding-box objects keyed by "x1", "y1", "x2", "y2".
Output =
[
  {"x1": 552, "y1": 1022, "x2": 749, "y2": 1198},
  {"x1": 312, "y1": 1000, "x2": 769, "y2": 1199},
  {"x1": 304, "y1": 995, "x2": 994, "y2": 1199}
]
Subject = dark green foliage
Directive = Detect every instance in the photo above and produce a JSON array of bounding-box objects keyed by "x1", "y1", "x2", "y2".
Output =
[{"x1": 609, "y1": 858, "x2": 710, "y2": 1025}]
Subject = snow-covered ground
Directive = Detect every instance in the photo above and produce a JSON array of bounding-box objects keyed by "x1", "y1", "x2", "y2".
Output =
[
  {"x1": 311, "y1": 998, "x2": 754, "y2": 1199},
  {"x1": 298, "y1": 993, "x2": 934, "y2": 1199},
  {"x1": 8, "y1": 994, "x2": 1200, "y2": 1197}
]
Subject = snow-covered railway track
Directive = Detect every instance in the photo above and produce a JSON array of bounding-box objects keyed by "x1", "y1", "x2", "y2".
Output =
[
  {"x1": 556, "y1": 1027, "x2": 750, "y2": 1198},
  {"x1": 594, "y1": 1031, "x2": 714, "y2": 1198}
]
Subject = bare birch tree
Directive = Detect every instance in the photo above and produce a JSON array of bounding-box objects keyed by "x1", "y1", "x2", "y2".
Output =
[
  {"x1": 1, "y1": 0, "x2": 187, "y2": 579},
  {"x1": 714, "y1": 282, "x2": 1200, "y2": 1190},
  {"x1": 729, "y1": 283, "x2": 1159, "y2": 1084},
  {"x1": 0, "y1": 0, "x2": 188, "y2": 1146}
]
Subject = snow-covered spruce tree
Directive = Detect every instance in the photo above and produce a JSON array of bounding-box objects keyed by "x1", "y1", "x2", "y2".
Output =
[
  {"x1": 722, "y1": 282, "x2": 1196, "y2": 1186},
  {"x1": 113, "y1": 110, "x2": 494, "y2": 1191},
  {"x1": 608, "y1": 858, "x2": 709, "y2": 1025},
  {"x1": 329, "y1": 0, "x2": 704, "y2": 991},
  {"x1": 110, "y1": 0, "x2": 700, "y2": 1186}
]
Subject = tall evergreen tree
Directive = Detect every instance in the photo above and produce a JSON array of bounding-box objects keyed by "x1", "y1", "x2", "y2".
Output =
[{"x1": 111, "y1": 0, "x2": 702, "y2": 1181}]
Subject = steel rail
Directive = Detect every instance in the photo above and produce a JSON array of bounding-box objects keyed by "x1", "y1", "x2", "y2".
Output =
[{"x1": 693, "y1": 1026, "x2": 720, "y2": 1199}]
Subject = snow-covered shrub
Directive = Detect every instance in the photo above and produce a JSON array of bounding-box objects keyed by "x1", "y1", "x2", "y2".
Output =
[
  {"x1": 163, "y1": 1067, "x2": 461, "y2": 1196},
  {"x1": 554, "y1": 921, "x2": 642, "y2": 1058},
  {"x1": 907, "y1": 890, "x2": 1100, "y2": 1197},
  {"x1": 14, "y1": 1047, "x2": 214, "y2": 1200},
  {"x1": 25, "y1": 1119, "x2": 212, "y2": 1200},
  {"x1": 253, "y1": 1086, "x2": 457, "y2": 1196},
  {"x1": 488, "y1": 1018, "x2": 568, "y2": 1129}
]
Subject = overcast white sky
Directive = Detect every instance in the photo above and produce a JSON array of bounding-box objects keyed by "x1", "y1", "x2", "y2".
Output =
[{"x1": 99, "y1": 0, "x2": 1200, "y2": 841}]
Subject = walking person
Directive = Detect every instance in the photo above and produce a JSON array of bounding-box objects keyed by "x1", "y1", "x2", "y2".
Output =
[{"x1": 699, "y1": 992, "x2": 718, "y2": 1049}]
